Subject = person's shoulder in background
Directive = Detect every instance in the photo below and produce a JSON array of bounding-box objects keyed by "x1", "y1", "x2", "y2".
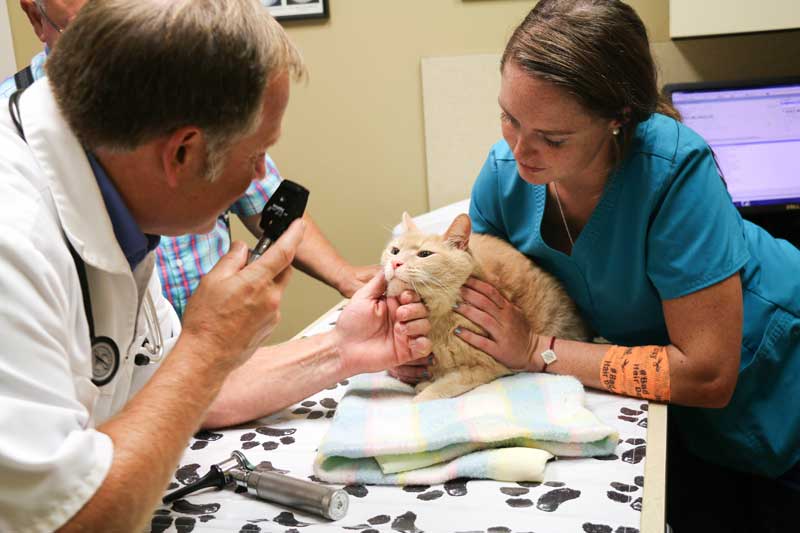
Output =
[{"x1": 0, "y1": 51, "x2": 48, "y2": 100}]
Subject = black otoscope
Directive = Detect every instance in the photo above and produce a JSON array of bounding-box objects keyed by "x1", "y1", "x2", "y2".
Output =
[
  {"x1": 162, "y1": 451, "x2": 349, "y2": 521},
  {"x1": 248, "y1": 179, "x2": 309, "y2": 264}
]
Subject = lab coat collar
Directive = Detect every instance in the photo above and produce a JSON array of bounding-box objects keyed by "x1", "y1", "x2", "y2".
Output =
[
  {"x1": 19, "y1": 79, "x2": 131, "y2": 275},
  {"x1": 85, "y1": 152, "x2": 160, "y2": 270}
]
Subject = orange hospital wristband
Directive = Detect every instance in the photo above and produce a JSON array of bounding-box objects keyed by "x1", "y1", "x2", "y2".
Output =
[{"x1": 599, "y1": 345, "x2": 671, "y2": 402}]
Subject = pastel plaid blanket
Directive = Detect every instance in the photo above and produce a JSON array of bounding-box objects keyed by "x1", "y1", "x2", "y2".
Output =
[{"x1": 314, "y1": 372, "x2": 618, "y2": 485}]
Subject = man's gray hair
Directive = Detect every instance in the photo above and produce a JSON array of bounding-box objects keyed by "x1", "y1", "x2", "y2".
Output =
[{"x1": 47, "y1": 0, "x2": 305, "y2": 180}]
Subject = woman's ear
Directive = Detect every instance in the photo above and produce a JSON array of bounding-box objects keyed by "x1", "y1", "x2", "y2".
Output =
[
  {"x1": 443, "y1": 214, "x2": 471, "y2": 250},
  {"x1": 612, "y1": 106, "x2": 632, "y2": 132}
]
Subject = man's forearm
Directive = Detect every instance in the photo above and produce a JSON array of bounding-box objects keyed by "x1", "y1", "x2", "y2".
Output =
[
  {"x1": 203, "y1": 330, "x2": 348, "y2": 428},
  {"x1": 59, "y1": 339, "x2": 232, "y2": 533},
  {"x1": 242, "y1": 210, "x2": 375, "y2": 298},
  {"x1": 293, "y1": 215, "x2": 351, "y2": 291}
]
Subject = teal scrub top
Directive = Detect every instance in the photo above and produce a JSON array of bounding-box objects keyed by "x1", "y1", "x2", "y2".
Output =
[{"x1": 470, "y1": 113, "x2": 800, "y2": 478}]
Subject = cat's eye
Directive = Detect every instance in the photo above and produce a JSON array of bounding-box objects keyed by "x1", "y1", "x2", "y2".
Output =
[
  {"x1": 390, "y1": 247, "x2": 400, "y2": 255},
  {"x1": 417, "y1": 250, "x2": 434, "y2": 258}
]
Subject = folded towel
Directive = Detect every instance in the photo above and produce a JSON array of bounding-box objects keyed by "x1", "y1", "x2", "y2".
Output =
[{"x1": 314, "y1": 372, "x2": 618, "y2": 485}]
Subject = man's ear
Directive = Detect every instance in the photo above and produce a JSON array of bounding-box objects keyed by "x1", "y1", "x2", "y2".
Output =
[
  {"x1": 162, "y1": 127, "x2": 203, "y2": 189},
  {"x1": 20, "y1": 0, "x2": 46, "y2": 42},
  {"x1": 443, "y1": 214, "x2": 471, "y2": 251}
]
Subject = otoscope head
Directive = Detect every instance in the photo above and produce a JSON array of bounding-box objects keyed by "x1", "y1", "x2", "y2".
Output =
[{"x1": 231, "y1": 450, "x2": 256, "y2": 471}]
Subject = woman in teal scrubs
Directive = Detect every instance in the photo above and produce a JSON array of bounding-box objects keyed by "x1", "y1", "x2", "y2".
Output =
[{"x1": 447, "y1": 1, "x2": 800, "y2": 530}]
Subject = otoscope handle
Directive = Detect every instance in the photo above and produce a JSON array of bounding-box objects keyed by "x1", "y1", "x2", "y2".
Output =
[
  {"x1": 162, "y1": 465, "x2": 227, "y2": 504},
  {"x1": 230, "y1": 468, "x2": 348, "y2": 521}
]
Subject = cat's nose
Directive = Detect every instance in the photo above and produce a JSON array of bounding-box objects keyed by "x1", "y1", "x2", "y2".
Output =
[{"x1": 392, "y1": 260, "x2": 404, "y2": 270}]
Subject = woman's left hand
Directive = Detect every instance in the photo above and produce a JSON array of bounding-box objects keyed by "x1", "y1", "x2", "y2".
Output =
[{"x1": 453, "y1": 277, "x2": 544, "y2": 372}]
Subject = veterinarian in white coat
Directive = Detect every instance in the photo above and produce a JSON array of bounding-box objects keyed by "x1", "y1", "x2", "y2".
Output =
[
  {"x1": 0, "y1": 79, "x2": 183, "y2": 532},
  {"x1": 0, "y1": 2, "x2": 432, "y2": 531}
]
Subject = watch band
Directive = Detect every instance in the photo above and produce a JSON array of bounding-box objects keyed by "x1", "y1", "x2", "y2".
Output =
[{"x1": 540, "y1": 336, "x2": 558, "y2": 372}]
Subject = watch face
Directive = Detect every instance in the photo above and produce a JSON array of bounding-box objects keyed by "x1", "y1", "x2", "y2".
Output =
[{"x1": 92, "y1": 336, "x2": 120, "y2": 386}]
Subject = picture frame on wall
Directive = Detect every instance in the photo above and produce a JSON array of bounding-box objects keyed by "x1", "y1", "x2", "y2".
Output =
[{"x1": 262, "y1": 0, "x2": 329, "y2": 22}]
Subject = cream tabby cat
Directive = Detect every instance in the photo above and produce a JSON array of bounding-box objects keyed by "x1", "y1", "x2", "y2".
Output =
[{"x1": 382, "y1": 213, "x2": 591, "y2": 401}]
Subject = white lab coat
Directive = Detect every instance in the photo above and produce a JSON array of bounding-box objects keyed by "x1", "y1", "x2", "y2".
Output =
[{"x1": 0, "y1": 80, "x2": 181, "y2": 532}]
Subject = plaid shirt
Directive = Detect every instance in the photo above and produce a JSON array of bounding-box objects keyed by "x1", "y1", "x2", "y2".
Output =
[{"x1": 155, "y1": 156, "x2": 282, "y2": 318}]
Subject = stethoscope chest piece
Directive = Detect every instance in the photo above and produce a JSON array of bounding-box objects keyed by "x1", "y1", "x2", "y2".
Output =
[{"x1": 91, "y1": 335, "x2": 120, "y2": 386}]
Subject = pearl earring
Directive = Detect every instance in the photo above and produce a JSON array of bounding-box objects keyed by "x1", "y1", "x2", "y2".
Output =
[{"x1": 612, "y1": 127, "x2": 620, "y2": 136}]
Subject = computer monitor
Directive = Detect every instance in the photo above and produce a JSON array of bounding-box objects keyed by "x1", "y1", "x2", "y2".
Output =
[{"x1": 663, "y1": 77, "x2": 800, "y2": 246}]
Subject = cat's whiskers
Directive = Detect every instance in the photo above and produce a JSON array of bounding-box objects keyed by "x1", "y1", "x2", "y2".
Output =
[{"x1": 404, "y1": 268, "x2": 448, "y2": 293}]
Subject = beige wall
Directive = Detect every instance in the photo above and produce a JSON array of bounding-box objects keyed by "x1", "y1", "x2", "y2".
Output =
[
  {"x1": 6, "y1": 1, "x2": 41, "y2": 68},
  {"x1": 6, "y1": 1, "x2": 800, "y2": 342}
]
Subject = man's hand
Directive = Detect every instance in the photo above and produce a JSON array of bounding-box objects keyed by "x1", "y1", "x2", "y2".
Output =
[
  {"x1": 180, "y1": 219, "x2": 306, "y2": 372},
  {"x1": 334, "y1": 272, "x2": 431, "y2": 376},
  {"x1": 336, "y1": 264, "x2": 382, "y2": 298}
]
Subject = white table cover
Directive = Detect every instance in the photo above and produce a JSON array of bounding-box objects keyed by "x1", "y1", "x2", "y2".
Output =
[{"x1": 148, "y1": 306, "x2": 649, "y2": 533}]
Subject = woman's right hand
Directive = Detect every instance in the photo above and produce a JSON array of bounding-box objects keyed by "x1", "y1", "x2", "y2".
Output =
[{"x1": 453, "y1": 276, "x2": 544, "y2": 372}]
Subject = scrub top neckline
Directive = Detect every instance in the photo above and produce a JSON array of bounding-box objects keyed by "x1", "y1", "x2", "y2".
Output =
[{"x1": 532, "y1": 164, "x2": 624, "y2": 262}]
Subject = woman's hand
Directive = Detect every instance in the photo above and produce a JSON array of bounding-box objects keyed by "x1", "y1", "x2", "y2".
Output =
[{"x1": 452, "y1": 277, "x2": 544, "y2": 372}]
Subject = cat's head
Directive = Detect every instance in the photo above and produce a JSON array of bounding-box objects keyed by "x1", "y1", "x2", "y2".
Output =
[{"x1": 382, "y1": 212, "x2": 476, "y2": 300}]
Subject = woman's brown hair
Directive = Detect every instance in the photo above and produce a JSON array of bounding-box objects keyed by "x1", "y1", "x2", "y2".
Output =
[{"x1": 501, "y1": 0, "x2": 680, "y2": 160}]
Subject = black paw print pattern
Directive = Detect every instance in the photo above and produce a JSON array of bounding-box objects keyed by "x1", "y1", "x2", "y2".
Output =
[
  {"x1": 188, "y1": 429, "x2": 223, "y2": 450},
  {"x1": 497, "y1": 481, "x2": 581, "y2": 512},
  {"x1": 606, "y1": 475, "x2": 644, "y2": 512},
  {"x1": 582, "y1": 523, "x2": 639, "y2": 533},
  {"x1": 344, "y1": 483, "x2": 369, "y2": 498},
  {"x1": 401, "y1": 478, "x2": 470, "y2": 501},
  {"x1": 234, "y1": 426, "x2": 298, "y2": 452},
  {"x1": 593, "y1": 437, "x2": 646, "y2": 464},
  {"x1": 292, "y1": 397, "x2": 339, "y2": 420},
  {"x1": 342, "y1": 511, "x2": 423, "y2": 533},
  {"x1": 619, "y1": 438, "x2": 647, "y2": 465},
  {"x1": 326, "y1": 378, "x2": 350, "y2": 391},
  {"x1": 224, "y1": 512, "x2": 312, "y2": 532},
  {"x1": 174, "y1": 463, "x2": 201, "y2": 486},
  {"x1": 151, "y1": 503, "x2": 220, "y2": 533},
  {"x1": 617, "y1": 403, "x2": 648, "y2": 429}
]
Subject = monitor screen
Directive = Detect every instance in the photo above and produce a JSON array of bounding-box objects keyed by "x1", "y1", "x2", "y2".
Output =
[{"x1": 670, "y1": 82, "x2": 800, "y2": 210}]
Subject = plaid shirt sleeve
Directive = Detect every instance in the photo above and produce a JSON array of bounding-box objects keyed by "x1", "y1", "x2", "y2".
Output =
[
  {"x1": 228, "y1": 154, "x2": 283, "y2": 217},
  {"x1": 0, "y1": 51, "x2": 47, "y2": 99}
]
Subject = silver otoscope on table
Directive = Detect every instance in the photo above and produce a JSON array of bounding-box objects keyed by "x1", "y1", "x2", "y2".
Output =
[{"x1": 162, "y1": 451, "x2": 349, "y2": 521}]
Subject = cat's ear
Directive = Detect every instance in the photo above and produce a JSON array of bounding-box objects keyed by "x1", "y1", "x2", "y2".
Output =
[
  {"x1": 401, "y1": 212, "x2": 420, "y2": 233},
  {"x1": 444, "y1": 214, "x2": 471, "y2": 250}
]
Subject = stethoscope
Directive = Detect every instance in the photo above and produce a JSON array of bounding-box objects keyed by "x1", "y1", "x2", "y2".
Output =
[
  {"x1": 10, "y1": 88, "x2": 164, "y2": 387},
  {"x1": 63, "y1": 190, "x2": 165, "y2": 387}
]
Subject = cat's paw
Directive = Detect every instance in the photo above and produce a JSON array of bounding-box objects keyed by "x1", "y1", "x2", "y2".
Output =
[
  {"x1": 414, "y1": 380, "x2": 432, "y2": 393},
  {"x1": 413, "y1": 386, "x2": 453, "y2": 403}
]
